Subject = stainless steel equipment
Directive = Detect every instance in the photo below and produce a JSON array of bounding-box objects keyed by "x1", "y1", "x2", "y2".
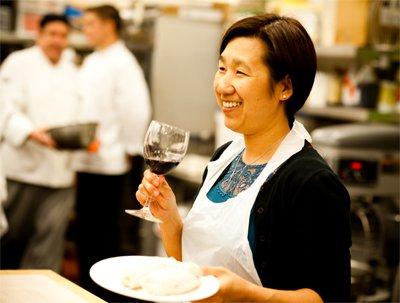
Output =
[
  {"x1": 312, "y1": 123, "x2": 399, "y2": 198},
  {"x1": 312, "y1": 123, "x2": 400, "y2": 302}
]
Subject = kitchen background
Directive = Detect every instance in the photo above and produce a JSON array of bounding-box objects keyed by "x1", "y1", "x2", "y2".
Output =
[{"x1": 0, "y1": 0, "x2": 399, "y2": 302}]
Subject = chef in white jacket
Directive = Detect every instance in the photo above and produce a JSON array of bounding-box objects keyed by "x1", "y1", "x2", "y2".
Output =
[
  {"x1": 0, "y1": 99, "x2": 13, "y2": 237},
  {"x1": 0, "y1": 14, "x2": 79, "y2": 272},
  {"x1": 73, "y1": 5, "x2": 151, "y2": 290}
]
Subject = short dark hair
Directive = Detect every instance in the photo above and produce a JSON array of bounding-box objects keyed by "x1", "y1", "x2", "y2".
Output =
[
  {"x1": 220, "y1": 14, "x2": 317, "y2": 127},
  {"x1": 39, "y1": 14, "x2": 70, "y2": 29},
  {"x1": 86, "y1": 4, "x2": 122, "y2": 34}
]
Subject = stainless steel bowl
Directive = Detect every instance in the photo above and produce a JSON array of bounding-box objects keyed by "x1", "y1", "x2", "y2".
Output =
[{"x1": 47, "y1": 122, "x2": 98, "y2": 150}]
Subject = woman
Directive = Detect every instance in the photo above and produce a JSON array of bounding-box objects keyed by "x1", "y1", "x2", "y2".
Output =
[{"x1": 136, "y1": 14, "x2": 351, "y2": 302}]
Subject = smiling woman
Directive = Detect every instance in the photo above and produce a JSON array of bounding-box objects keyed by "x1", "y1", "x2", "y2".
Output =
[
  {"x1": 214, "y1": 37, "x2": 282, "y2": 138},
  {"x1": 135, "y1": 13, "x2": 351, "y2": 303}
]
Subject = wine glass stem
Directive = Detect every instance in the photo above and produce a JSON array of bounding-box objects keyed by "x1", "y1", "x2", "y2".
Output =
[{"x1": 145, "y1": 196, "x2": 151, "y2": 210}]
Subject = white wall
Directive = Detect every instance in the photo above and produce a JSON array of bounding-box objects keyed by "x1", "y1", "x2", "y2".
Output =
[{"x1": 151, "y1": 15, "x2": 223, "y2": 134}]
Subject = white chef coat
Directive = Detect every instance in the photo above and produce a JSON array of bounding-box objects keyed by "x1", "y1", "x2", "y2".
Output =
[
  {"x1": 0, "y1": 46, "x2": 80, "y2": 188},
  {"x1": 182, "y1": 121, "x2": 312, "y2": 284},
  {"x1": 0, "y1": 98, "x2": 13, "y2": 203},
  {"x1": 73, "y1": 40, "x2": 151, "y2": 175},
  {"x1": 0, "y1": 98, "x2": 13, "y2": 236}
]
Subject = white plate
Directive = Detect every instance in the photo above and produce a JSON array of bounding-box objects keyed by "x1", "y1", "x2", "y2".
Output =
[{"x1": 90, "y1": 256, "x2": 220, "y2": 302}]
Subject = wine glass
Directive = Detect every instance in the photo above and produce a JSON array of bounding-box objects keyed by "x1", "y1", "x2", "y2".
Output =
[{"x1": 125, "y1": 120, "x2": 190, "y2": 223}]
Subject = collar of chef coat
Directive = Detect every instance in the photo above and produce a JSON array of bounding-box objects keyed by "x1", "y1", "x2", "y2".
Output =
[{"x1": 33, "y1": 45, "x2": 74, "y2": 68}]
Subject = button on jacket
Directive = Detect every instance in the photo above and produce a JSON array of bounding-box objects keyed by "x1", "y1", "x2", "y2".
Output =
[
  {"x1": 0, "y1": 46, "x2": 80, "y2": 188},
  {"x1": 73, "y1": 41, "x2": 151, "y2": 175}
]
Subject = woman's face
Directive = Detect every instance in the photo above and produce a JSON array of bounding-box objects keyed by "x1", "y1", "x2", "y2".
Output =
[{"x1": 214, "y1": 37, "x2": 285, "y2": 135}]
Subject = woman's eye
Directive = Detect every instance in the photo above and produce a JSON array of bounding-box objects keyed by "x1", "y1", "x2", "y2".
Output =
[
  {"x1": 218, "y1": 66, "x2": 226, "y2": 72},
  {"x1": 237, "y1": 70, "x2": 247, "y2": 75}
]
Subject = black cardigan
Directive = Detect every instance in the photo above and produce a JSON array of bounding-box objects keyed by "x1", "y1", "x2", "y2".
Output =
[{"x1": 196, "y1": 141, "x2": 352, "y2": 302}]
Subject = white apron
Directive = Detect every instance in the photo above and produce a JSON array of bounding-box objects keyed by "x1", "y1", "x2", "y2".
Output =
[{"x1": 182, "y1": 121, "x2": 312, "y2": 285}]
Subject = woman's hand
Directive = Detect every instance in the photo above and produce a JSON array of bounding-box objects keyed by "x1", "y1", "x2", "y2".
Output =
[
  {"x1": 135, "y1": 169, "x2": 179, "y2": 223},
  {"x1": 193, "y1": 266, "x2": 256, "y2": 303},
  {"x1": 136, "y1": 169, "x2": 183, "y2": 259},
  {"x1": 194, "y1": 267, "x2": 323, "y2": 303}
]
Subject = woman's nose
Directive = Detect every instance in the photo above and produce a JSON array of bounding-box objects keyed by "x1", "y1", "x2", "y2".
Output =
[{"x1": 215, "y1": 75, "x2": 235, "y2": 95}]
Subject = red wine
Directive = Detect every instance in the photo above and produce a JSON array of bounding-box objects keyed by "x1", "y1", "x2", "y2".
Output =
[{"x1": 145, "y1": 158, "x2": 180, "y2": 175}]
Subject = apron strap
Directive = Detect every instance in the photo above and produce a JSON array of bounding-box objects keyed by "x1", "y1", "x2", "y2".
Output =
[{"x1": 193, "y1": 141, "x2": 233, "y2": 200}]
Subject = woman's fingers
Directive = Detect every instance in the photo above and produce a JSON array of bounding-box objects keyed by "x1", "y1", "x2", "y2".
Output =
[
  {"x1": 142, "y1": 177, "x2": 160, "y2": 197},
  {"x1": 135, "y1": 187, "x2": 147, "y2": 206},
  {"x1": 143, "y1": 170, "x2": 173, "y2": 200},
  {"x1": 136, "y1": 180, "x2": 169, "y2": 208},
  {"x1": 144, "y1": 169, "x2": 160, "y2": 186},
  {"x1": 134, "y1": 169, "x2": 177, "y2": 218}
]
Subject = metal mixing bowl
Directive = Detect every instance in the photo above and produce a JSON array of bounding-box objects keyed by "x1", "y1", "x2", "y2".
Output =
[{"x1": 47, "y1": 122, "x2": 98, "y2": 150}]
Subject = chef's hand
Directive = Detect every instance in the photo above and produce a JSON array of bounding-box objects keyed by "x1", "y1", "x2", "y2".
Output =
[
  {"x1": 135, "y1": 169, "x2": 179, "y2": 222},
  {"x1": 193, "y1": 266, "x2": 254, "y2": 303},
  {"x1": 28, "y1": 129, "x2": 56, "y2": 148}
]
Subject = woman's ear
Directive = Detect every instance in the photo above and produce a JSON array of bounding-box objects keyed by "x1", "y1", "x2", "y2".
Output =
[{"x1": 279, "y1": 75, "x2": 293, "y2": 102}]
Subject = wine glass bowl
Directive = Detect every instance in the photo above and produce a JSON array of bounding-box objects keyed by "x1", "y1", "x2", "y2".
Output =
[
  {"x1": 143, "y1": 122, "x2": 189, "y2": 175},
  {"x1": 126, "y1": 121, "x2": 190, "y2": 223}
]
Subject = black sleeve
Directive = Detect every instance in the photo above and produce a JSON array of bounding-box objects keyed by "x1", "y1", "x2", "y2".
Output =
[{"x1": 290, "y1": 170, "x2": 352, "y2": 302}]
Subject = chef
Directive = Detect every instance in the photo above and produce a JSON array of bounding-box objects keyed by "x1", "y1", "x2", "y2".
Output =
[
  {"x1": 72, "y1": 4, "x2": 151, "y2": 291},
  {"x1": 0, "y1": 14, "x2": 79, "y2": 272},
  {"x1": 0, "y1": 99, "x2": 13, "y2": 237}
]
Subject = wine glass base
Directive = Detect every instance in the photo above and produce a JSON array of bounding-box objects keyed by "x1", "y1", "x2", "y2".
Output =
[{"x1": 125, "y1": 209, "x2": 162, "y2": 223}]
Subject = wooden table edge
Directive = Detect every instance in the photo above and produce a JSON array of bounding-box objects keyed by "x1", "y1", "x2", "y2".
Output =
[{"x1": 0, "y1": 270, "x2": 107, "y2": 303}]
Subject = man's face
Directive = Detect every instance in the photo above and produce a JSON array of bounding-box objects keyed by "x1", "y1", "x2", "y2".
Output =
[
  {"x1": 37, "y1": 21, "x2": 69, "y2": 64},
  {"x1": 83, "y1": 12, "x2": 110, "y2": 47}
]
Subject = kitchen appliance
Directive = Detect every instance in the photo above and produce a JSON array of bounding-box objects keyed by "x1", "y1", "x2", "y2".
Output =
[{"x1": 312, "y1": 123, "x2": 399, "y2": 302}]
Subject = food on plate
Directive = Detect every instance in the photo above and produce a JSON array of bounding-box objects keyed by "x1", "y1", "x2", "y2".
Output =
[
  {"x1": 140, "y1": 266, "x2": 201, "y2": 295},
  {"x1": 121, "y1": 260, "x2": 165, "y2": 290},
  {"x1": 121, "y1": 257, "x2": 202, "y2": 295}
]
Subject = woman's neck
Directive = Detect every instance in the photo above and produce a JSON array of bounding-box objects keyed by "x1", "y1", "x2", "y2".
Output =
[{"x1": 243, "y1": 118, "x2": 290, "y2": 164}]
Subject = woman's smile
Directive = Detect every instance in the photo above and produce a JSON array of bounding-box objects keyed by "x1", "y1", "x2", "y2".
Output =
[{"x1": 222, "y1": 101, "x2": 243, "y2": 113}]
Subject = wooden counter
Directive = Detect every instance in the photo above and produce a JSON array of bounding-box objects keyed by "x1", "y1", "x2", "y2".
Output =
[{"x1": 0, "y1": 270, "x2": 106, "y2": 303}]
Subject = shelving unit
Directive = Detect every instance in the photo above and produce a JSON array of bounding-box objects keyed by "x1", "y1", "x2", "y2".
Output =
[
  {"x1": 0, "y1": 31, "x2": 91, "y2": 50},
  {"x1": 299, "y1": 106, "x2": 399, "y2": 124},
  {"x1": 316, "y1": 45, "x2": 357, "y2": 59},
  {"x1": 0, "y1": 30, "x2": 360, "y2": 59},
  {"x1": 0, "y1": 31, "x2": 35, "y2": 45}
]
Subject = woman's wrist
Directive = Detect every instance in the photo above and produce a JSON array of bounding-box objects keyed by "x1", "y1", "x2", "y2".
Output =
[
  {"x1": 234, "y1": 279, "x2": 273, "y2": 302},
  {"x1": 238, "y1": 283, "x2": 322, "y2": 303},
  {"x1": 229, "y1": 279, "x2": 274, "y2": 302},
  {"x1": 159, "y1": 209, "x2": 183, "y2": 260},
  {"x1": 159, "y1": 207, "x2": 182, "y2": 230}
]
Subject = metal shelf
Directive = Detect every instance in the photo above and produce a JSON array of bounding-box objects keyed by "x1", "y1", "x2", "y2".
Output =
[
  {"x1": 299, "y1": 106, "x2": 400, "y2": 124},
  {"x1": 316, "y1": 45, "x2": 357, "y2": 59},
  {"x1": 0, "y1": 31, "x2": 91, "y2": 50},
  {"x1": 1, "y1": 30, "x2": 358, "y2": 59},
  {"x1": 0, "y1": 31, "x2": 35, "y2": 44}
]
